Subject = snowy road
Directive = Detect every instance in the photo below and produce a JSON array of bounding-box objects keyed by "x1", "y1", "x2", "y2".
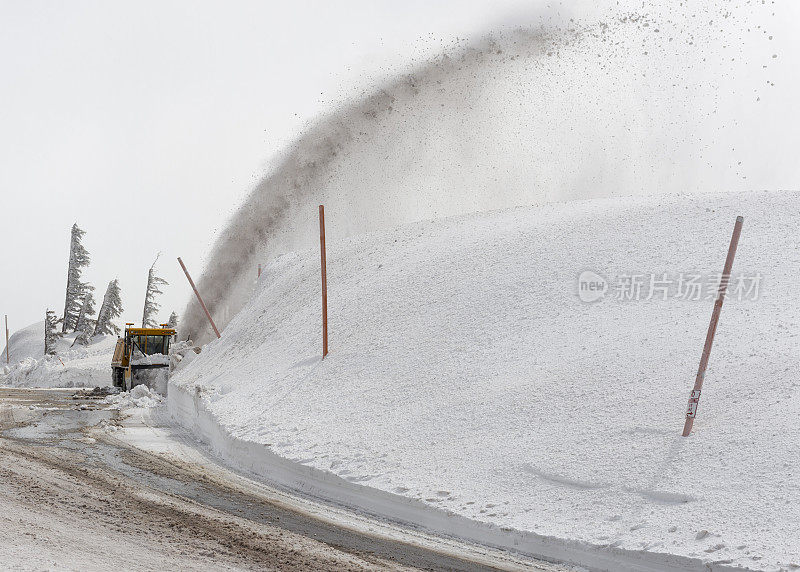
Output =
[{"x1": 0, "y1": 389, "x2": 564, "y2": 571}]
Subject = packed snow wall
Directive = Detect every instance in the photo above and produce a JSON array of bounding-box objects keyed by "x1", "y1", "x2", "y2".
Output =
[{"x1": 182, "y1": 3, "x2": 780, "y2": 343}]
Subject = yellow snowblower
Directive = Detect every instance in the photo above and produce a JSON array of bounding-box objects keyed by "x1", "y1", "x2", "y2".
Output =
[{"x1": 111, "y1": 324, "x2": 176, "y2": 390}]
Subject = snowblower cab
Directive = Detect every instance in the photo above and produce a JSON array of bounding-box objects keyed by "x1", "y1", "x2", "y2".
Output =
[{"x1": 111, "y1": 324, "x2": 176, "y2": 390}]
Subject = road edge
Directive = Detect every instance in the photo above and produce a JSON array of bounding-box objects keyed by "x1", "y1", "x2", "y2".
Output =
[{"x1": 167, "y1": 382, "x2": 748, "y2": 572}]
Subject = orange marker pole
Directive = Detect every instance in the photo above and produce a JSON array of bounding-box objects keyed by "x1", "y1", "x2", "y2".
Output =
[
  {"x1": 258, "y1": 263, "x2": 262, "y2": 278},
  {"x1": 319, "y1": 205, "x2": 328, "y2": 358},
  {"x1": 177, "y1": 257, "x2": 221, "y2": 339},
  {"x1": 682, "y1": 216, "x2": 743, "y2": 437},
  {"x1": 4, "y1": 315, "x2": 9, "y2": 364}
]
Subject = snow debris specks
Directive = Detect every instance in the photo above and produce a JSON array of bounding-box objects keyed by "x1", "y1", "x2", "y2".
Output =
[{"x1": 182, "y1": 1, "x2": 782, "y2": 343}]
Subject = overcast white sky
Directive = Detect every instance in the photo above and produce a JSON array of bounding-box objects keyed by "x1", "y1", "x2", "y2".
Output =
[
  {"x1": 0, "y1": 0, "x2": 554, "y2": 332},
  {"x1": 1, "y1": 0, "x2": 798, "y2": 335}
]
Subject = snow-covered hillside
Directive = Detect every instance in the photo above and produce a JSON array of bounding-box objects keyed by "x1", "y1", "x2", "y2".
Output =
[
  {"x1": 171, "y1": 190, "x2": 800, "y2": 570},
  {"x1": 0, "y1": 327, "x2": 116, "y2": 388}
]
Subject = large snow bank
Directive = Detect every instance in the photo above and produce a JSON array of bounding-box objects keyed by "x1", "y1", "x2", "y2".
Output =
[
  {"x1": 1, "y1": 320, "x2": 45, "y2": 364},
  {"x1": 0, "y1": 333, "x2": 116, "y2": 388},
  {"x1": 171, "y1": 190, "x2": 799, "y2": 571}
]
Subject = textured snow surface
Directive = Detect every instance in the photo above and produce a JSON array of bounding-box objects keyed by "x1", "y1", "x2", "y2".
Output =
[
  {"x1": 173, "y1": 191, "x2": 800, "y2": 570},
  {"x1": 131, "y1": 353, "x2": 169, "y2": 366},
  {"x1": 1, "y1": 321, "x2": 45, "y2": 364},
  {"x1": 0, "y1": 333, "x2": 116, "y2": 388},
  {"x1": 105, "y1": 384, "x2": 163, "y2": 410}
]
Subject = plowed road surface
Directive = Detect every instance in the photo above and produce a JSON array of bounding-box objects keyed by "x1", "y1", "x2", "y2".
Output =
[{"x1": 0, "y1": 388, "x2": 563, "y2": 571}]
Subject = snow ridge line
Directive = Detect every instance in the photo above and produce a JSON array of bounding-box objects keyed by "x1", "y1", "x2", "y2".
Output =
[{"x1": 167, "y1": 383, "x2": 749, "y2": 572}]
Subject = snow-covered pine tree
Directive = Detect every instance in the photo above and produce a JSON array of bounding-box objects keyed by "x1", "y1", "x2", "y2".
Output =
[
  {"x1": 62, "y1": 223, "x2": 91, "y2": 333},
  {"x1": 44, "y1": 309, "x2": 60, "y2": 355},
  {"x1": 142, "y1": 255, "x2": 168, "y2": 328},
  {"x1": 167, "y1": 311, "x2": 178, "y2": 329},
  {"x1": 93, "y1": 279, "x2": 124, "y2": 336},
  {"x1": 72, "y1": 291, "x2": 96, "y2": 346}
]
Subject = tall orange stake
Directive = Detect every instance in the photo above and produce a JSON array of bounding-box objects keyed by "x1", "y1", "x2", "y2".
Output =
[
  {"x1": 177, "y1": 257, "x2": 221, "y2": 339},
  {"x1": 682, "y1": 216, "x2": 743, "y2": 437},
  {"x1": 319, "y1": 205, "x2": 328, "y2": 358}
]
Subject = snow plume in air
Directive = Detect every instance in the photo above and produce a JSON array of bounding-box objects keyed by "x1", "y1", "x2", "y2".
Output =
[{"x1": 182, "y1": 2, "x2": 780, "y2": 343}]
